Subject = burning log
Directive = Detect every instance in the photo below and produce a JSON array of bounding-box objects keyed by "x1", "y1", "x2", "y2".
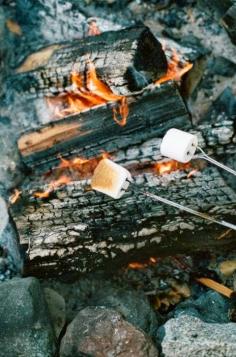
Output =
[
  {"x1": 10, "y1": 115, "x2": 236, "y2": 277},
  {"x1": 18, "y1": 83, "x2": 190, "y2": 170},
  {"x1": 222, "y1": 4, "x2": 236, "y2": 45},
  {"x1": 11, "y1": 25, "x2": 167, "y2": 97}
]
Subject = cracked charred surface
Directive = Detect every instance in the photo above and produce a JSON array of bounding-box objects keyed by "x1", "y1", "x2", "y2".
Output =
[
  {"x1": 18, "y1": 83, "x2": 190, "y2": 170},
  {"x1": 11, "y1": 25, "x2": 167, "y2": 98},
  {"x1": 10, "y1": 116, "x2": 236, "y2": 278}
]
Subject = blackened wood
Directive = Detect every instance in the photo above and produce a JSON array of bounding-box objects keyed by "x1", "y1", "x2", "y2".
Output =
[
  {"x1": 18, "y1": 83, "x2": 191, "y2": 171},
  {"x1": 10, "y1": 117, "x2": 236, "y2": 278},
  {"x1": 11, "y1": 25, "x2": 167, "y2": 97},
  {"x1": 222, "y1": 5, "x2": 236, "y2": 45}
]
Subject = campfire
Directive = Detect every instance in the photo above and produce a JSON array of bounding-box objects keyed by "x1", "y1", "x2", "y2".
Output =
[{"x1": 1, "y1": 1, "x2": 236, "y2": 356}]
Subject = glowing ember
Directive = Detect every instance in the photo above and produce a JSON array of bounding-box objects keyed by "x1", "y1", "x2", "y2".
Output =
[
  {"x1": 34, "y1": 175, "x2": 71, "y2": 198},
  {"x1": 46, "y1": 61, "x2": 129, "y2": 126},
  {"x1": 187, "y1": 169, "x2": 198, "y2": 179},
  {"x1": 154, "y1": 160, "x2": 191, "y2": 175},
  {"x1": 128, "y1": 257, "x2": 157, "y2": 270},
  {"x1": 9, "y1": 189, "x2": 22, "y2": 204},
  {"x1": 156, "y1": 48, "x2": 193, "y2": 85}
]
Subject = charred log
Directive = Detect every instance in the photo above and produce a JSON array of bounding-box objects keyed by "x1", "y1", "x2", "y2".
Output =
[
  {"x1": 18, "y1": 83, "x2": 190, "y2": 171},
  {"x1": 10, "y1": 25, "x2": 167, "y2": 97},
  {"x1": 222, "y1": 4, "x2": 236, "y2": 45},
  {"x1": 10, "y1": 117, "x2": 236, "y2": 278}
]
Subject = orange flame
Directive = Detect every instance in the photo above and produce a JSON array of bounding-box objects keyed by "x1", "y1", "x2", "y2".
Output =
[
  {"x1": 34, "y1": 152, "x2": 109, "y2": 199},
  {"x1": 154, "y1": 160, "x2": 191, "y2": 175},
  {"x1": 34, "y1": 175, "x2": 71, "y2": 198},
  {"x1": 46, "y1": 61, "x2": 129, "y2": 126},
  {"x1": 156, "y1": 48, "x2": 193, "y2": 85},
  {"x1": 9, "y1": 189, "x2": 22, "y2": 204},
  {"x1": 128, "y1": 257, "x2": 157, "y2": 270},
  {"x1": 57, "y1": 152, "x2": 110, "y2": 178}
]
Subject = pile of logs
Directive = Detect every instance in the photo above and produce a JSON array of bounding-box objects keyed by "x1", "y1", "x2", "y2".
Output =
[{"x1": 9, "y1": 25, "x2": 236, "y2": 278}]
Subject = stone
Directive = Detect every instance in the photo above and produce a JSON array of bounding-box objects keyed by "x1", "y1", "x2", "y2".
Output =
[
  {"x1": 173, "y1": 290, "x2": 230, "y2": 323},
  {"x1": 159, "y1": 315, "x2": 236, "y2": 357},
  {"x1": 44, "y1": 287, "x2": 66, "y2": 338},
  {"x1": 89, "y1": 285, "x2": 159, "y2": 337},
  {"x1": 0, "y1": 277, "x2": 56, "y2": 357},
  {"x1": 60, "y1": 306, "x2": 158, "y2": 357},
  {"x1": 0, "y1": 196, "x2": 8, "y2": 237}
]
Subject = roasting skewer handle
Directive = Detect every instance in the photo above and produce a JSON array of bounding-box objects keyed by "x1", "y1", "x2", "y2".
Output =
[
  {"x1": 194, "y1": 146, "x2": 236, "y2": 177},
  {"x1": 143, "y1": 191, "x2": 236, "y2": 231},
  {"x1": 91, "y1": 158, "x2": 236, "y2": 231}
]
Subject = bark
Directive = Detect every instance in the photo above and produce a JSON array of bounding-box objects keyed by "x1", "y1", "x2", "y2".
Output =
[
  {"x1": 10, "y1": 116, "x2": 236, "y2": 278},
  {"x1": 11, "y1": 25, "x2": 167, "y2": 97}
]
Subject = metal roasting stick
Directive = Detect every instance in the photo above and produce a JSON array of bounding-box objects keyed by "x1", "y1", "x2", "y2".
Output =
[
  {"x1": 194, "y1": 147, "x2": 236, "y2": 177},
  {"x1": 142, "y1": 190, "x2": 236, "y2": 231},
  {"x1": 160, "y1": 128, "x2": 236, "y2": 176},
  {"x1": 91, "y1": 158, "x2": 236, "y2": 231}
]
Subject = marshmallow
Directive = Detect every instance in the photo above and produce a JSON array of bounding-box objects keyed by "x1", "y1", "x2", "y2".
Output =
[
  {"x1": 160, "y1": 128, "x2": 198, "y2": 163},
  {"x1": 91, "y1": 159, "x2": 132, "y2": 199}
]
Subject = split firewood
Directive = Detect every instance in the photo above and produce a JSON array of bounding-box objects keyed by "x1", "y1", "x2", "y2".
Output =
[
  {"x1": 196, "y1": 277, "x2": 234, "y2": 298},
  {"x1": 11, "y1": 25, "x2": 168, "y2": 97},
  {"x1": 17, "y1": 83, "x2": 191, "y2": 170},
  {"x1": 10, "y1": 115, "x2": 236, "y2": 277}
]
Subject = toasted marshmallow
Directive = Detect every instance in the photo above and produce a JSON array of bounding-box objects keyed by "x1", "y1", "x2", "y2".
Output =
[
  {"x1": 160, "y1": 128, "x2": 198, "y2": 163},
  {"x1": 91, "y1": 159, "x2": 132, "y2": 199}
]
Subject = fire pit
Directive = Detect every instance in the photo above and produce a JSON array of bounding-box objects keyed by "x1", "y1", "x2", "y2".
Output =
[{"x1": 0, "y1": 1, "x2": 236, "y2": 356}]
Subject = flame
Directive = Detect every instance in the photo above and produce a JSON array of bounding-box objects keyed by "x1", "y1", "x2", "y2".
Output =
[
  {"x1": 9, "y1": 189, "x2": 22, "y2": 204},
  {"x1": 154, "y1": 160, "x2": 191, "y2": 175},
  {"x1": 57, "y1": 152, "x2": 110, "y2": 178},
  {"x1": 46, "y1": 61, "x2": 129, "y2": 126},
  {"x1": 128, "y1": 257, "x2": 157, "y2": 270},
  {"x1": 34, "y1": 175, "x2": 71, "y2": 198},
  {"x1": 156, "y1": 48, "x2": 193, "y2": 85},
  {"x1": 34, "y1": 152, "x2": 109, "y2": 199}
]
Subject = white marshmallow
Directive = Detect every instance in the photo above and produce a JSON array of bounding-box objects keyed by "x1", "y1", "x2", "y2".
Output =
[
  {"x1": 160, "y1": 128, "x2": 198, "y2": 163},
  {"x1": 91, "y1": 159, "x2": 132, "y2": 199}
]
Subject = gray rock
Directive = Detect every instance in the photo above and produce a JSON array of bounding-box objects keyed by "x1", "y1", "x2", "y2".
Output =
[
  {"x1": 0, "y1": 277, "x2": 56, "y2": 357},
  {"x1": 159, "y1": 315, "x2": 236, "y2": 357},
  {"x1": 0, "y1": 196, "x2": 8, "y2": 237},
  {"x1": 44, "y1": 287, "x2": 66, "y2": 338},
  {"x1": 89, "y1": 285, "x2": 159, "y2": 337},
  {"x1": 0, "y1": 220, "x2": 23, "y2": 275},
  {"x1": 0, "y1": 195, "x2": 22, "y2": 277},
  {"x1": 60, "y1": 306, "x2": 158, "y2": 357},
  {"x1": 173, "y1": 291, "x2": 230, "y2": 323}
]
